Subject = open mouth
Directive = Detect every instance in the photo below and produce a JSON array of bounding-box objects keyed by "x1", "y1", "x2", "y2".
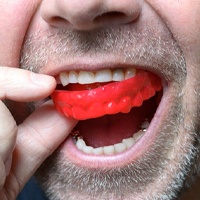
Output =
[{"x1": 51, "y1": 67, "x2": 164, "y2": 167}]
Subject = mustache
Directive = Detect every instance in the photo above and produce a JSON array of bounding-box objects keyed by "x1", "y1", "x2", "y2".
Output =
[{"x1": 20, "y1": 25, "x2": 186, "y2": 82}]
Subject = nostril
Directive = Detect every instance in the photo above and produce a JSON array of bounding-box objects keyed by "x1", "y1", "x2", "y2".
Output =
[
  {"x1": 94, "y1": 11, "x2": 127, "y2": 23},
  {"x1": 47, "y1": 11, "x2": 132, "y2": 29},
  {"x1": 50, "y1": 16, "x2": 69, "y2": 27}
]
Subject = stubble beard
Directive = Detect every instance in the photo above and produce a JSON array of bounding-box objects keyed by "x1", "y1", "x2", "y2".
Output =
[{"x1": 20, "y1": 25, "x2": 200, "y2": 200}]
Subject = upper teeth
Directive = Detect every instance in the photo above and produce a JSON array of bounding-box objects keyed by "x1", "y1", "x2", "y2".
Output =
[{"x1": 59, "y1": 68, "x2": 136, "y2": 86}]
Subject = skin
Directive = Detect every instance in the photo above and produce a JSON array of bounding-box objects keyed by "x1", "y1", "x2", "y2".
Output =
[{"x1": 0, "y1": 0, "x2": 200, "y2": 199}]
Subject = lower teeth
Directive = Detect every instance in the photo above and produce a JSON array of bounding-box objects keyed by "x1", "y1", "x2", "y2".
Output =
[{"x1": 75, "y1": 130, "x2": 145, "y2": 155}]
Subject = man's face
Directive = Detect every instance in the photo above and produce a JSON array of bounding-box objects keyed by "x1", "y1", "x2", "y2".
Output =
[{"x1": 2, "y1": 0, "x2": 200, "y2": 199}]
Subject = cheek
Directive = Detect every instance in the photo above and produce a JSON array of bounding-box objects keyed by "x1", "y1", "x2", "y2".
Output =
[
  {"x1": 0, "y1": 0, "x2": 41, "y2": 67},
  {"x1": 147, "y1": 0, "x2": 200, "y2": 77},
  {"x1": 147, "y1": 0, "x2": 200, "y2": 42}
]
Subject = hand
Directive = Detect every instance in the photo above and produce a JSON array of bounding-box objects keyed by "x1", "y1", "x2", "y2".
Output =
[{"x1": 0, "y1": 67, "x2": 77, "y2": 200}]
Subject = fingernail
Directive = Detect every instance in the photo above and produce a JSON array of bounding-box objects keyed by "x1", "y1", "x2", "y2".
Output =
[{"x1": 31, "y1": 72, "x2": 55, "y2": 87}]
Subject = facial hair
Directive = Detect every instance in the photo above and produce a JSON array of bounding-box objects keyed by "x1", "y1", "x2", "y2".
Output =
[{"x1": 20, "y1": 24, "x2": 200, "y2": 200}]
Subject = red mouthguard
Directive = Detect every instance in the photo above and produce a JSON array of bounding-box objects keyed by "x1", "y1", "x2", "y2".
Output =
[{"x1": 51, "y1": 71, "x2": 162, "y2": 120}]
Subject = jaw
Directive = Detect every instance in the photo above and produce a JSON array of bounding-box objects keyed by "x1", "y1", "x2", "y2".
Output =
[
  {"x1": 28, "y1": 43, "x2": 200, "y2": 200},
  {"x1": 36, "y1": 79, "x2": 199, "y2": 200},
  {"x1": 32, "y1": 49, "x2": 199, "y2": 199},
  {"x1": 22, "y1": 35, "x2": 198, "y2": 200}
]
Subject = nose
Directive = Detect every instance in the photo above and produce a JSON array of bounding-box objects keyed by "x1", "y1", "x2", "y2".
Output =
[{"x1": 40, "y1": 0, "x2": 142, "y2": 31}]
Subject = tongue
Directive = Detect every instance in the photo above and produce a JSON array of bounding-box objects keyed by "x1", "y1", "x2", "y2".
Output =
[
  {"x1": 74, "y1": 95, "x2": 158, "y2": 147},
  {"x1": 51, "y1": 71, "x2": 162, "y2": 120}
]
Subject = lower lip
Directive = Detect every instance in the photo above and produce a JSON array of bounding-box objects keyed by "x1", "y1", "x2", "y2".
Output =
[
  {"x1": 61, "y1": 136, "x2": 148, "y2": 168},
  {"x1": 60, "y1": 93, "x2": 167, "y2": 169}
]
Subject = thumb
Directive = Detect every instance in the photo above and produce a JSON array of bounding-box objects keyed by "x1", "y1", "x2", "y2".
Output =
[{"x1": 4, "y1": 101, "x2": 77, "y2": 199}]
